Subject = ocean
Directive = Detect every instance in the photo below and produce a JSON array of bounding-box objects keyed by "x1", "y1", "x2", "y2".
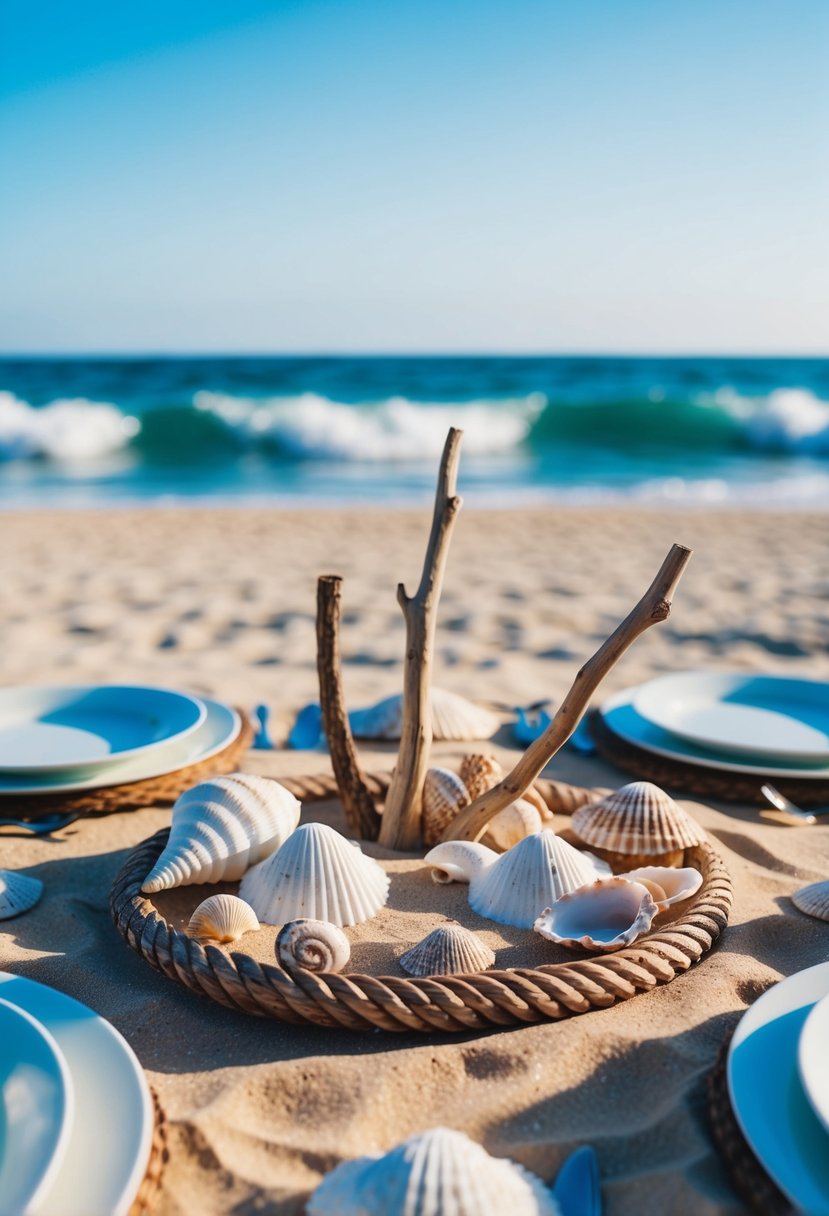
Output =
[{"x1": 1, "y1": 355, "x2": 828, "y2": 508}]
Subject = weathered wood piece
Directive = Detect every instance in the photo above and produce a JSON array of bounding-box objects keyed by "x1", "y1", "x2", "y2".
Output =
[
  {"x1": 442, "y1": 542, "x2": 693, "y2": 843},
  {"x1": 378, "y1": 428, "x2": 464, "y2": 850}
]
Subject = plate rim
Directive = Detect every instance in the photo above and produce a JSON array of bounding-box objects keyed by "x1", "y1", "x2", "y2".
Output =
[
  {"x1": 0, "y1": 683, "x2": 207, "y2": 776},
  {"x1": 0, "y1": 994, "x2": 75, "y2": 1215},
  {"x1": 633, "y1": 670, "x2": 829, "y2": 764},
  {"x1": 799, "y1": 992, "x2": 829, "y2": 1136}
]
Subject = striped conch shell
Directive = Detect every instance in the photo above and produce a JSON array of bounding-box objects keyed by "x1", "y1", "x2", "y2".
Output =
[
  {"x1": 570, "y1": 781, "x2": 705, "y2": 871},
  {"x1": 400, "y1": 922, "x2": 495, "y2": 977},
  {"x1": 534, "y1": 877, "x2": 659, "y2": 953},
  {"x1": 307, "y1": 1126, "x2": 561, "y2": 1216},
  {"x1": 0, "y1": 870, "x2": 43, "y2": 920},
  {"x1": 187, "y1": 894, "x2": 259, "y2": 944},
  {"x1": 240, "y1": 822, "x2": 390, "y2": 927},
  {"x1": 276, "y1": 918, "x2": 351, "y2": 973},
  {"x1": 142, "y1": 773, "x2": 301, "y2": 893},
  {"x1": 349, "y1": 688, "x2": 500, "y2": 742},
  {"x1": 792, "y1": 879, "x2": 829, "y2": 922}
]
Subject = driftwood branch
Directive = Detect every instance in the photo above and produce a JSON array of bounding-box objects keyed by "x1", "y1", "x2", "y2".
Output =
[
  {"x1": 378, "y1": 428, "x2": 464, "y2": 850},
  {"x1": 442, "y1": 542, "x2": 693, "y2": 843},
  {"x1": 316, "y1": 574, "x2": 381, "y2": 840}
]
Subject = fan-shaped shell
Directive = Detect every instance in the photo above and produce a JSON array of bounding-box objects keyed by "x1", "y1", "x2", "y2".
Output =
[
  {"x1": 534, "y1": 878, "x2": 658, "y2": 953},
  {"x1": 459, "y1": 753, "x2": 504, "y2": 800},
  {"x1": 0, "y1": 870, "x2": 43, "y2": 920},
  {"x1": 307, "y1": 1126, "x2": 560, "y2": 1216},
  {"x1": 422, "y1": 767, "x2": 471, "y2": 846},
  {"x1": 239, "y1": 822, "x2": 390, "y2": 927},
  {"x1": 142, "y1": 773, "x2": 301, "y2": 893},
  {"x1": 349, "y1": 688, "x2": 500, "y2": 741},
  {"x1": 400, "y1": 923, "x2": 495, "y2": 977},
  {"x1": 792, "y1": 879, "x2": 829, "y2": 922},
  {"x1": 469, "y1": 830, "x2": 604, "y2": 929},
  {"x1": 276, "y1": 918, "x2": 351, "y2": 973},
  {"x1": 570, "y1": 781, "x2": 704, "y2": 870},
  {"x1": 481, "y1": 799, "x2": 544, "y2": 852},
  {"x1": 187, "y1": 894, "x2": 259, "y2": 944},
  {"x1": 619, "y1": 866, "x2": 702, "y2": 912}
]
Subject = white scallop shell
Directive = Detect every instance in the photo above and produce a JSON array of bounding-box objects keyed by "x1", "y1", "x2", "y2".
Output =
[
  {"x1": 0, "y1": 870, "x2": 43, "y2": 920},
  {"x1": 400, "y1": 923, "x2": 496, "y2": 977},
  {"x1": 534, "y1": 878, "x2": 659, "y2": 952},
  {"x1": 619, "y1": 866, "x2": 702, "y2": 912},
  {"x1": 468, "y1": 830, "x2": 605, "y2": 929},
  {"x1": 276, "y1": 918, "x2": 351, "y2": 973},
  {"x1": 570, "y1": 781, "x2": 705, "y2": 857},
  {"x1": 239, "y1": 822, "x2": 390, "y2": 927},
  {"x1": 349, "y1": 688, "x2": 500, "y2": 741},
  {"x1": 187, "y1": 894, "x2": 259, "y2": 944},
  {"x1": 307, "y1": 1126, "x2": 560, "y2": 1216},
  {"x1": 481, "y1": 799, "x2": 544, "y2": 852},
  {"x1": 792, "y1": 879, "x2": 829, "y2": 922},
  {"x1": 422, "y1": 767, "x2": 471, "y2": 846},
  {"x1": 142, "y1": 773, "x2": 301, "y2": 893}
]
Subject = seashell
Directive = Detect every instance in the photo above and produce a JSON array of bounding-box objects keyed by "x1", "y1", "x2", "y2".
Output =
[
  {"x1": 619, "y1": 866, "x2": 703, "y2": 912},
  {"x1": 276, "y1": 918, "x2": 351, "y2": 973},
  {"x1": 422, "y1": 767, "x2": 471, "y2": 847},
  {"x1": 481, "y1": 799, "x2": 544, "y2": 851},
  {"x1": 468, "y1": 830, "x2": 605, "y2": 929},
  {"x1": 187, "y1": 894, "x2": 259, "y2": 944},
  {"x1": 239, "y1": 822, "x2": 390, "y2": 927},
  {"x1": 459, "y1": 753, "x2": 504, "y2": 800},
  {"x1": 0, "y1": 870, "x2": 43, "y2": 920},
  {"x1": 534, "y1": 878, "x2": 658, "y2": 953},
  {"x1": 424, "y1": 840, "x2": 497, "y2": 885},
  {"x1": 792, "y1": 879, "x2": 829, "y2": 922},
  {"x1": 349, "y1": 688, "x2": 500, "y2": 742},
  {"x1": 570, "y1": 781, "x2": 705, "y2": 870},
  {"x1": 307, "y1": 1125, "x2": 560, "y2": 1216},
  {"x1": 399, "y1": 922, "x2": 496, "y2": 976},
  {"x1": 142, "y1": 773, "x2": 301, "y2": 893}
]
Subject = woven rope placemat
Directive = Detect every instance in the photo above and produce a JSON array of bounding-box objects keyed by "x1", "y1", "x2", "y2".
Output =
[
  {"x1": 590, "y1": 710, "x2": 829, "y2": 807},
  {"x1": 707, "y1": 1035, "x2": 792, "y2": 1216},
  {"x1": 1, "y1": 713, "x2": 254, "y2": 820},
  {"x1": 110, "y1": 781, "x2": 733, "y2": 1034}
]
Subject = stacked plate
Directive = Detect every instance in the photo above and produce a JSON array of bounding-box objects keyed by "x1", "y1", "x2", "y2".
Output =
[
  {"x1": 727, "y1": 962, "x2": 829, "y2": 1213},
  {"x1": 598, "y1": 671, "x2": 829, "y2": 779},
  {"x1": 0, "y1": 684, "x2": 241, "y2": 796},
  {"x1": 0, "y1": 972, "x2": 154, "y2": 1215}
]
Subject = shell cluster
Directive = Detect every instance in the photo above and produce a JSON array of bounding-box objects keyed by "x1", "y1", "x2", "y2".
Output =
[
  {"x1": 239, "y1": 822, "x2": 390, "y2": 927},
  {"x1": 571, "y1": 781, "x2": 705, "y2": 870},
  {"x1": 187, "y1": 894, "x2": 259, "y2": 944},
  {"x1": 142, "y1": 773, "x2": 301, "y2": 893},
  {"x1": 0, "y1": 869, "x2": 43, "y2": 920},
  {"x1": 276, "y1": 919, "x2": 351, "y2": 973},
  {"x1": 534, "y1": 878, "x2": 659, "y2": 953},
  {"x1": 307, "y1": 1126, "x2": 561, "y2": 1216},
  {"x1": 349, "y1": 689, "x2": 501, "y2": 742},
  {"x1": 422, "y1": 754, "x2": 552, "y2": 849},
  {"x1": 400, "y1": 923, "x2": 495, "y2": 977}
]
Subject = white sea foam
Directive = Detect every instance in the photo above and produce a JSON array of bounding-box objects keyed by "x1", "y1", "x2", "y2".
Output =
[
  {"x1": 714, "y1": 387, "x2": 829, "y2": 454},
  {"x1": 0, "y1": 392, "x2": 140, "y2": 462},
  {"x1": 193, "y1": 391, "x2": 544, "y2": 460}
]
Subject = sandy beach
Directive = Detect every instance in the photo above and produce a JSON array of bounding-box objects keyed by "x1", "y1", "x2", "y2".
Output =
[{"x1": 3, "y1": 502, "x2": 829, "y2": 1214}]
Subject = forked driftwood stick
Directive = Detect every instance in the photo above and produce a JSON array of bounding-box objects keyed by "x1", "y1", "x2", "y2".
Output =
[
  {"x1": 378, "y1": 428, "x2": 464, "y2": 850},
  {"x1": 442, "y1": 542, "x2": 693, "y2": 843},
  {"x1": 316, "y1": 574, "x2": 381, "y2": 840}
]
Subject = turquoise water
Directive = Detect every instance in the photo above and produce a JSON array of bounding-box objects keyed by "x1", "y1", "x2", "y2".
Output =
[{"x1": 1, "y1": 356, "x2": 828, "y2": 506}]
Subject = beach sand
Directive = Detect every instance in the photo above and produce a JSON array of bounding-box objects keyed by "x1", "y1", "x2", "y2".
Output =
[{"x1": 3, "y1": 503, "x2": 829, "y2": 1214}]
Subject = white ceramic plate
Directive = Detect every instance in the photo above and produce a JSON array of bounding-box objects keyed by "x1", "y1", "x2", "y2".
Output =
[
  {"x1": 599, "y1": 684, "x2": 829, "y2": 779},
  {"x1": 799, "y1": 992, "x2": 829, "y2": 1136},
  {"x1": 0, "y1": 684, "x2": 206, "y2": 776},
  {"x1": 634, "y1": 672, "x2": 829, "y2": 764},
  {"x1": 727, "y1": 961, "x2": 829, "y2": 1215},
  {"x1": 0, "y1": 697, "x2": 241, "y2": 796},
  {"x1": 0, "y1": 996, "x2": 74, "y2": 1216},
  {"x1": 0, "y1": 973, "x2": 153, "y2": 1216}
]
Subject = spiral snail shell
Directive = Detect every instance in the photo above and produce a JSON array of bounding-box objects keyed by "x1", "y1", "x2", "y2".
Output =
[{"x1": 276, "y1": 918, "x2": 351, "y2": 974}]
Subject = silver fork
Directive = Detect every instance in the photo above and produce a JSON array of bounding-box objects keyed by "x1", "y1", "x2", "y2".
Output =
[{"x1": 760, "y1": 783, "x2": 828, "y2": 826}]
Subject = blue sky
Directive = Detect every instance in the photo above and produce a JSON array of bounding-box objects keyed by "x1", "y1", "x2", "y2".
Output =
[{"x1": 2, "y1": 0, "x2": 827, "y2": 354}]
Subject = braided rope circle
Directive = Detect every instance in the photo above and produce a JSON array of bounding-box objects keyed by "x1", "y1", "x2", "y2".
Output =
[{"x1": 110, "y1": 780, "x2": 732, "y2": 1034}]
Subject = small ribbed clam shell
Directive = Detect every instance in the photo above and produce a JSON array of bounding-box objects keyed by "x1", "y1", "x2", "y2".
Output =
[
  {"x1": 239, "y1": 822, "x2": 390, "y2": 927},
  {"x1": 459, "y1": 753, "x2": 504, "y2": 800},
  {"x1": 349, "y1": 688, "x2": 500, "y2": 742},
  {"x1": 481, "y1": 799, "x2": 544, "y2": 851},
  {"x1": 534, "y1": 878, "x2": 658, "y2": 953},
  {"x1": 422, "y1": 767, "x2": 471, "y2": 847},
  {"x1": 399, "y1": 923, "x2": 495, "y2": 977},
  {"x1": 0, "y1": 870, "x2": 43, "y2": 920},
  {"x1": 307, "y1": 1126, "x2": 560, "y2": 1216},
  {"x1": 570, "y1": 781, "x2": 704, "y2": 867},
  {"x1": 469, "y1": 830, "x2": 603, "y2": 929},
  {"x1": 792, "y1": 879, "x2": 829, "y2": 922},
  {"x1": 187, "y1": 894, "x2": 259, "y2": 944},
  {"x1": 142, "y1": 773, "x2": 301, "y2": 893},
  {"x1": 619, "y1": 866, "x2": 702, "y2": 912},
  {"x1": 276, "y1": 918, "x2": 351, "y2": 973}
]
